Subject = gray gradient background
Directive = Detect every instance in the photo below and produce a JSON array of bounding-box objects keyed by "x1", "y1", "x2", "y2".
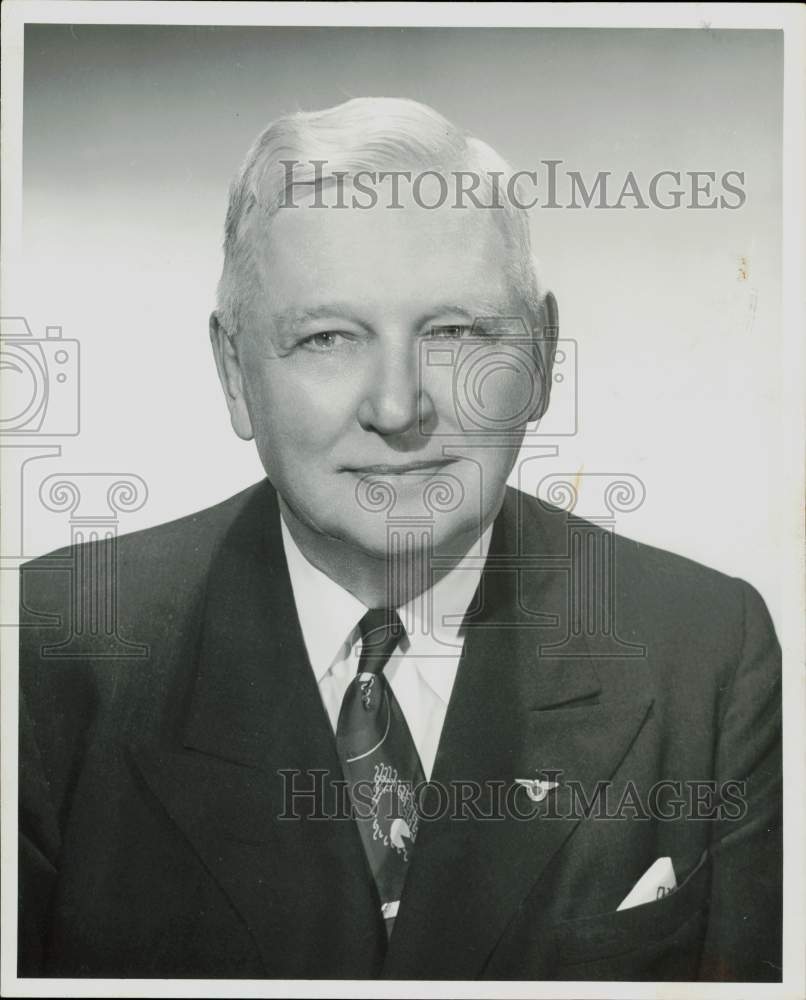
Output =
[{"x1": 19, "y1": 25, "x2": 783, "y2": 625}]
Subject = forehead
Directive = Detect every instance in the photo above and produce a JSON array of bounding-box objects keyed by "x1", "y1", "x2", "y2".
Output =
[{"x1": 250, "y1": 193, "x2": 521, "y2": 322}]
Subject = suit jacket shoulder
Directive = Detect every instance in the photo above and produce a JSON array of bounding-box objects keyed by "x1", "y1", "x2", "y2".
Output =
[
  {"x1": 18, "y1": 481, "x2": 271, "y2": 860},
  {"x1": 21, "y1": 478, "x2": 264, "y2": 622},
  {"x1": 510, "y1": 484, "x2": 777, "y2": 670}
]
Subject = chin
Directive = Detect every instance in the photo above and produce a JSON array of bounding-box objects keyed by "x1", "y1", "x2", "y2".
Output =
[{"x1": 334, "y1": 509, "x2": 486, "y2": 562}]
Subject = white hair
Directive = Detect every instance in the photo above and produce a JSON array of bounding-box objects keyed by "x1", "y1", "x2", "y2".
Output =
[{"x1": 216, "y1": 97, "x2": 543, "y2": 337}]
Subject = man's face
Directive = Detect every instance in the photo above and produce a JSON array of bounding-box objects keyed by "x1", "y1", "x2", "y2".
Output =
[{"x1": 214, "y1": 186, "x2": 548, "y2": 559}]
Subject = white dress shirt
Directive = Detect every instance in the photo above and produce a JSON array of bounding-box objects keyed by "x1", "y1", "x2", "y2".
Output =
[{"x1": 280, "y1": 516, "x2": 492, "y2": 780}]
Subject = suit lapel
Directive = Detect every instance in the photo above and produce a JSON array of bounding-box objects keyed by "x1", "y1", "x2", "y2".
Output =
[
  {"x1": 128, "y1": 481, "x2": 386, "y2": 977},
  {"x1": 382, "y1": 490, "x2": 654, "y2": 979}
]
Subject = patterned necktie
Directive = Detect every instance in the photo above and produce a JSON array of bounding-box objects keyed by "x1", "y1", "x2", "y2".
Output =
[{"x1": 336, "y1": 608, "x2": 425, "y2": 937}]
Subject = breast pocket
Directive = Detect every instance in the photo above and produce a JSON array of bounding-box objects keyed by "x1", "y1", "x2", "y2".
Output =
[{"x1": 551, "y1": 850, "x2": 711, "y2": 975}]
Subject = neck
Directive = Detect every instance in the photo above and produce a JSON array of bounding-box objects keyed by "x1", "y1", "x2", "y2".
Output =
[{"x1": 278, "y1": 496, "x2": 498, "y2": 608}]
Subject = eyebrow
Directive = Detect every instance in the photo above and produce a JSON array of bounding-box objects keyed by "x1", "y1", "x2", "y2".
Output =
[
  {"x1": 419, "y1": 301, "x2": 515, "y2": 326},
  {"x1": 270, "y1": 298, "x2": 514, "y2": 335},
  {"x1": 270, "y1": 304, "x2": 372, "y2": 336}
]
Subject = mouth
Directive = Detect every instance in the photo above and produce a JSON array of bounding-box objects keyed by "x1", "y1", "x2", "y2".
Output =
[{"x1": 346, "y1": 458, "x2": 457, "y2": 476}]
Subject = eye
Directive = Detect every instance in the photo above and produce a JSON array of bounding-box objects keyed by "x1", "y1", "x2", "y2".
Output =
[
  {"x1": 429, "y1": 324, "x2": 472, "y2": 339},
  {"x1": 301, "y1": 330, "x2": 347, "y2": 351}
]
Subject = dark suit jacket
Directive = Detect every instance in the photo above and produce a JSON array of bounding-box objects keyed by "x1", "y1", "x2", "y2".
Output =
[{"x1": 18, "y1": 480, "x2": 782, "y2": 980}]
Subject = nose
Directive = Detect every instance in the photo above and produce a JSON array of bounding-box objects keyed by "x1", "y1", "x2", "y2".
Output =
[{"x1": 357, "y1": 339, "x2": 435, "y2": 438}]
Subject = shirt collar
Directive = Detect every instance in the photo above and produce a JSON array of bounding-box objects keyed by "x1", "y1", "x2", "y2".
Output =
[
  {"x1": 280, "y1": 516, "x2": 368, "y2": 683},
  {"x1": 280, "y1": 513, "x2": 493, "y2": 691}
]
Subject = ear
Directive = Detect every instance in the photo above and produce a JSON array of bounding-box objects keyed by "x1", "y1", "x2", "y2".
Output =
[
  {"x1": 209, "y1": 312, "x2": 254, "y2": 441},
  {"x1": 529, "y1": 290, "x2": 559, "y2": 422}
]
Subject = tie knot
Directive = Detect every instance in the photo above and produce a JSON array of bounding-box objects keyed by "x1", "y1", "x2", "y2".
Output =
[{"x1": 357, "y1": 608, "x2": 404, "y2": 674}]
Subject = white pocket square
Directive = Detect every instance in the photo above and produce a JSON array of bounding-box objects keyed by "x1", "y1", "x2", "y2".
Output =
[{"x1": 617, "y1": 856, "x2": 677, "y2": 911}]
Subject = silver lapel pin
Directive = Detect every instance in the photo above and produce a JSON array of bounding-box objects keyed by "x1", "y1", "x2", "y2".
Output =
[{"x1": 515, "y1": 778, "x2": 560, "y2": 802}]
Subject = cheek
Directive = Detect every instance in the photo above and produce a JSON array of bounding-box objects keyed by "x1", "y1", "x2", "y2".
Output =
[
  {"x1": 427, "y1": 347, "x2": 540, "y2": 431},
  {"x1": 467, "y1": 359, "x2": 539, "y2": 426},
  {"x1": 248, "y1": 370, "x2": 354, "y2": 460}
]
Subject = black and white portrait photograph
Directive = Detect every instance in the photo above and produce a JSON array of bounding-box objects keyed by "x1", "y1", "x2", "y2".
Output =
[{"x1": 1, "y1": 2, "x2": 803, "y2": 997}]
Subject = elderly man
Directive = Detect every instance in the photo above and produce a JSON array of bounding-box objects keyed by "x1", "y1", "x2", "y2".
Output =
[{"x1": 19, "y1": 98, "x2": 781, "y2": 982}]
